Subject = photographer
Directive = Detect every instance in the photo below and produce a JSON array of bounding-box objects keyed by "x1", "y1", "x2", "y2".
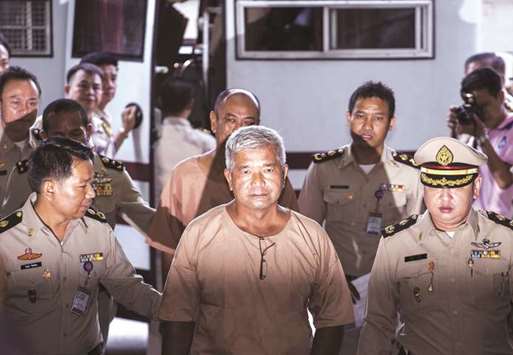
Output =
[{"x1": 448, "y1": 67, "x2": 513, "y2": 217}]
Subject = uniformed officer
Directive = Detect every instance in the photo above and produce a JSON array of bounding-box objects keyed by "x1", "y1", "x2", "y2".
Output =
[
  {"x1": 3, "y1": 98, "x2": 156, "y2": 344},
  {"x1": 357, "y1": 137, "x2": 513, "y2": 355},
  {"x1": 298, "y1": 81, "x2": 423, "y2": 353},
  {"x1": 0, "y1": 137, "x2": 161, "y2": 355},
  {"x1": 0, "y1": 66, "x2": 41, "y2": 217}
]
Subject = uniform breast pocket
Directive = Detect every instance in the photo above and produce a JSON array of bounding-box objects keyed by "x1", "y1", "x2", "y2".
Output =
[
  {"x1": 383, "y1": 191, "x2": 407, "y2": 225},
  {"x1": 6, "y1": 267, "x2": 56, "y2": 316},
  {"x1": 471, "y1": 259, "x2": 511, "y2": 306},
  {"x1": 78, "y1": 260, "x2": 107, "y2": 291},
  {"x1": 398, "y1": 268, "x2": 437, "y2": 311},
  {"x1": 323, "y1": 189, "x2": 356, "y2": 222}
]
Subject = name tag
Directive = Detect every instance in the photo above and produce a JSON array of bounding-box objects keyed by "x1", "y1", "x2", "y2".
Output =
[
  {"x1": 404, "y1": 253, "x2": 428, "y2": 262},
  {"x1": 21, "y1": 262, "x2": 42, "y2": 270},
  {"x1": 71, "y1": 287, "x2": 91, "y2": 315}
]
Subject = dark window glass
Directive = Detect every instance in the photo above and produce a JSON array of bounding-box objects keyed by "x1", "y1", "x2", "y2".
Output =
[
  {"x1": 244, "y1": 7, "x2": 323, "y2": 51},
  {"x1": 72, "y1": 0, "x2": 147, "y2": 61},
  {"x1": 332, "y1": 8, "x2": 415, "y2": 49}
]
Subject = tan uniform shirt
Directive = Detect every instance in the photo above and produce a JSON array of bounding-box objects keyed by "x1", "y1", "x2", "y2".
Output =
[
  {"x1": 159, "y1": 205, "x2": 354, "y2": 355},
  {"x1": 358, "y1": 209, "x2": 513, "y2": 355},
  {"x1": 148, "y1": 152, "x2": 299, "y2": 253},
  {"x1": 92, "y1": 154, "x2": 155, "y2": 233},
  {"x1": 0, "y1": 133, "x2": 33, "y2": 218},
  {"x1": 299, "y1": 145, "x2": 423, "y2": 276},
  {"x1": 0, "y1": 194, "x2": 161, "y2": 355}
]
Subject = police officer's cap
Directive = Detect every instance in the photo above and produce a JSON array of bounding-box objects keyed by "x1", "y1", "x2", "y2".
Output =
[{"x1": 414, "y1": 137, "x2": 487, "y2": 188}]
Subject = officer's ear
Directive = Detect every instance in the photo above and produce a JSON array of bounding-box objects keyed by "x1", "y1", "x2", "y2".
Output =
[
  {"x1": 41, "y1": 178, "x2": 56, "y2": 197},
  {"x1": 209, "y1": 110, "x2": 218, "y2": 134},
  {"x1": 388, "y1": 116, "x2": 396, "y2": 130},
  {"x1": 281, "y1": 164, "x2": 289, "y2": 189},
  {"x1": 473, "y1": 175, "x2": 482, "y2": 199},
  {"x1": 224, "y1": 168, "x2": 233, "y2": 191}
]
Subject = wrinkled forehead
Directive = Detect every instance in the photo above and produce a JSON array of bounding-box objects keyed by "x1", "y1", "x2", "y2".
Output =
[{"x1": 218, "y1": 93, "x2": 259, "y2": 115}]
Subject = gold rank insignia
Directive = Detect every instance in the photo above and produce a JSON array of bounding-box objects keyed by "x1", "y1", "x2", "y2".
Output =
[
  {"x1": 383, "y1": 214, "x2": 418, "y2": 238},
  {"x1": 85, "y1": 207, "x2": 108, "y2": 223},
  {"x1": 392, "y1": 152, "x2": 419, "y2": 169},
  {"x1": 99, "y1": 154, "x2": 124, "y2": 171},
  {"x1": 312, "y1": 148, "x2": 344, "y2": 163},
  {"x1": 0, "y1": 211, "x2": 23, "y2": 233},
  {"x1": 15, "y1": 159, "x2": 29, "y2": 174},
  {"x1": 435, "y1": 145, "x2": 453, "y2": 166}
]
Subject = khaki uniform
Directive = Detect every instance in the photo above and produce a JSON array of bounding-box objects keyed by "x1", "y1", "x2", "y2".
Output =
[
  {"x1": 148, "y1": 152, "x2": 298, "y2": 253},
  {"x1": 0, "y1": 133, "x2": 33, "y2": 218},
  {"x1": 299, "y1": 145, "x2": 423, "y2": 277},
  {"x1": 92, "y1": 154, "x2": 155, "y2": 232},
  {"x1": 0, "y1": 194, "x2": 161, "y2": 355},
  {"x1": 160, "y1": 205, "x2": 354, "y2": 355},
  {"x1": 358, "y1": 209, "x2": 513, "y2": 355}
]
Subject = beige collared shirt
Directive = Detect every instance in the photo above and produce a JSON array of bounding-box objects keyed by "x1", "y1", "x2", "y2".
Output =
[
  {"x1": 160, "y1": 205, "x2": 354, "y2": 355},
  {"x1": 0, "y1": 194, "x2": 161, "y2": 355},
  {"x1": 299, "y1": 145, "x2": 423, "y2": 276},
  {"x1": 358, "y1": 209, "x2": 513, "y2": 355}
]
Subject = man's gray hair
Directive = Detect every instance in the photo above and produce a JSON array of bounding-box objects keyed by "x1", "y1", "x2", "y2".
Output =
[{"x1": 225, "y1": 126, "x2": 286, "y2": 170}]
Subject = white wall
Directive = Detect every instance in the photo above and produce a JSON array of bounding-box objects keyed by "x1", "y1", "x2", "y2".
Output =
[
  {"x1": 225, "y1": 0, "x2": 479, "y2": 152},
  {"x1": 13, "y1": 0, "x2": 68, "y2": 109}
]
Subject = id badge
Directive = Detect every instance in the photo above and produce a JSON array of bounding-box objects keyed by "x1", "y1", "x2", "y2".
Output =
[
  {"x1": 71, "y1": 287, "x2": 91, "y2": 316},
  {"x1": 366, "y1": 212, "x2": 383, "y2": 235}
]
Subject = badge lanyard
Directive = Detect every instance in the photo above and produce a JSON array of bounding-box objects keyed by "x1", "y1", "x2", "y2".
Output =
[
  {"x1": 367, "y1": 185, "x2": 385, "y2": 235},
  {"x1": 71, "y1": 261, "x2": 93, "y2": 316}
]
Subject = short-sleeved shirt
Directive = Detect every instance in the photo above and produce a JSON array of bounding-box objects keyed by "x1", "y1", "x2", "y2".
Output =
[
  {"x1": 159, "y1": 205, "x2": 354, "y2": 355},
  {"x1": 153, "y1": 116, "x2": 216, "y2": 200},
  {"x1": 299, "y1": 145, "x2": 423, "y2": 276},
  {"x1": 358, "y1": 209, "x2": 513, "y2": 355},
  {"x1": 147, "y1": 152, "x2": 299, "y2": 253},
  {"x1": 474, "y1": 115, "x2": 513, "y2": 217},
  {"x1": 0, "y1": 194, "x2": 161, "y2": 355}
]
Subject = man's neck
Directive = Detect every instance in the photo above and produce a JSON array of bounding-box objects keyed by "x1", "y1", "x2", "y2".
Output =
[
  {"x1": 226, "y1": 202, "x2": 289, "y2": 237},
  {"x1": 33, "y1": 199, "x2": 70, "y2": 241},
  {"x1": 351, "y1": 143, "x2": 384, "y2": 164},
  {"x1": 485, "y1": 110, "x2": 508, "y2": 129}
]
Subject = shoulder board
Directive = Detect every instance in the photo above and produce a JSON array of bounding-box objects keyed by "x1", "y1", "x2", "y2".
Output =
[
  {"x1": 393, "y1": 152, "x2": 419, "y2": 169},
  {"x1": 31, "y1": 127, "x2": 43, "y2": 142},
  {"x1": 99, "y1": 155, "x2": 124, "y2": 171},
  {"x1": 383, "y1": 214, "x2": 418, "y2": 238},
  {"x1": 312, "y1": 148, "x2": 344, "y2": 164},
  {"x1": 16, "y1": 159, "x2": 29, "y2": 174},
  {"x1": 85, "y1": 207, "x2": 108, "y2": 223},
  {"x1": 486, "y1": 211, "x2": 513, "y2": 230},
  {"x1": 0, "y1": 210, "x2": 23, "y2": 233}
]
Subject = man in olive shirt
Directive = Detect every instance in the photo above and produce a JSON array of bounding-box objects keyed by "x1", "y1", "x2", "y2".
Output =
[
  {"x1": 0, "y1": 138, "x2": 160, "y2": 355},
  {"x1": 299, "y1": 82, "x2": 423, "y2": 353},
  {"x1": 160, "y1": 126, "x2": 353, "y2": 355},
  {"x1": 358, "y1": 137, "x2": 513, "y2": 355}
]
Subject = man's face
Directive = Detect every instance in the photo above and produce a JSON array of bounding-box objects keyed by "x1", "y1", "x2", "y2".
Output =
[
  {"x1": 99, "y1": 64, "x2": 117, "y2": 108},
  {"x1": 65, "y1": 70, "x2": 102, "y2": 115},
  {"x1": 44, "y1": 110, "x2": 90, "y2": 144},
  {"x1": 0, "y1": 45, "x2": 9, "y2": 73},
  {"x1": 50, "y1": 158, "x2": 95, "y2": 220},
  {"x1": 224, "y1": 145, "x2": 287, "y2": 211},
  {"x1": 210, "y1": 94, "x2": 260, "y2": 145},
  {"x1": 0, "y1": 79, "x2": 39, "y2": 124},
  {"x1": 347, "y1": 97, "x2": 395, "y2": 149},
  {"x1": 472, "y1": 88, "x2": 504, "y2": 124},
  {"x1": 423, "y1": 178, "x2": 480, "y2": 230}
]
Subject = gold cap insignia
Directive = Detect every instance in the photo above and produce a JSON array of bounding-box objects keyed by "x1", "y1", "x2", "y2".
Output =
[{"x1": 435, "y1": 145, "x2": 453, "y2": 166}]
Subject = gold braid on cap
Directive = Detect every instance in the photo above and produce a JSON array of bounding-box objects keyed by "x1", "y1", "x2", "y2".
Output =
[{"x1": 420, "y1": 173, "x2": 474, "y2": 187}]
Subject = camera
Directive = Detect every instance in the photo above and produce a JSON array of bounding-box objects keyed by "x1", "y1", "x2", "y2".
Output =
[{"x1": 454, "y1": 92, "x2": 479, "y2": 124}]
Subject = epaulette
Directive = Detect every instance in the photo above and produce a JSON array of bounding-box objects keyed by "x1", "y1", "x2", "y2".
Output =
[
  {"x1": 313, "y1": 148, "x2": 344, "y2": 164},
  {"x1": 383, "y1": 214, "x2": 418, "y2": 238},
  {"x1": 16, "y1": 159, "x2": 29, "y2": 174},
  {"x1": 99, "y1": 155, "x2": 124, "y2": 171},
  {"x1": 31, "y1": 127, "x2": 43, "y2": 142},
  {"x1": 0, "y1": 210, "x2": 23, "y2": 233},
  {"x1": 85, "y1": 207, "x2": 108, "y2": 223},
  {"x1": 486, "y1": 211, "x2": 513, "y2": 230},
  {"x1": 393, "y1": 152, "x2": 419, "y2": 169}
]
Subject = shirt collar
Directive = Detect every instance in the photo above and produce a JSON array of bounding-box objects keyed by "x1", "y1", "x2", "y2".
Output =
[
  {"x1": 493, "y1": 114, "x2": 513, "y2": 131},
  {"x1": 417, "y1": 208, "x2": 479, "y2": 239},
  {"x1": 339, "y1": 144, "x2": 395, "y2": 168}
]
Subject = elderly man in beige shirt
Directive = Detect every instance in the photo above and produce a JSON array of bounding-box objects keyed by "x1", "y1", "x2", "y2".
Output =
[
  {"x1": 160, "y1": 126, "x2": 353, "y2": 355},
  {"x1": 358, "y1": 137, "x2": 513, "y2": 355}
]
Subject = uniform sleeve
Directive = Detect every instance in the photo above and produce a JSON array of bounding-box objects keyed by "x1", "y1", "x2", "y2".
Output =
[
  {"x1": 357, "y1": 238, "x2": 398, "y2": 355},
  {"x1": 298, "y1": 162, "x2": 326, "y2": 224},
  {"x1": 278, "y1": 177, "x2": 299, "y2": 211},
  {"x1": 100, "y1": 227, "x2": 161, "y2": 320},
  {"x1": 117, "y1": 170, "x2": 156, "y2": 234},
  {"x1": 308, "y1": 228, "x2": 354, "y2": 329},
  {"x1": 407, "y1": 170, "x2": 425, "y2": 216},
  {"x1": 159, "y1": 224, "x2": 200, "y2": 322},
  {"x1": 0, "y1": 254, "x2": 6, "y2": 308},
  {"x1": 146, "y1": 169, "x2": 186, "y2": 253}
]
